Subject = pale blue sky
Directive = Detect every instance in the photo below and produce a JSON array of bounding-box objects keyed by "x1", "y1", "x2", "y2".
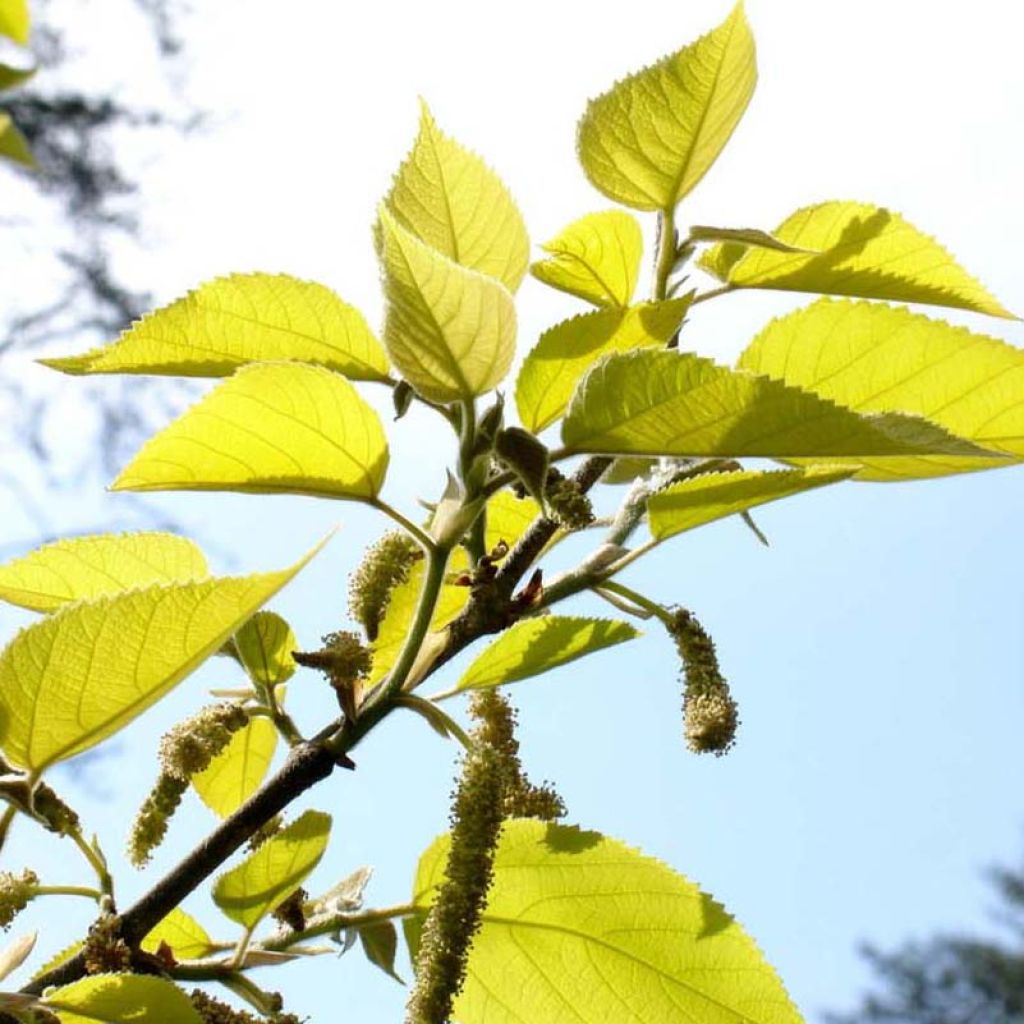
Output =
[{"x1": 3, "y1": 1, "x2": 1024, "y2": 1020}]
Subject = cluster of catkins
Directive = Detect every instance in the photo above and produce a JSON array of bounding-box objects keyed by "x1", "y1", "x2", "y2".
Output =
[
  {"x1": 668, "y1": 609, "x2": 739, "y2": 755},
  {"x1": 0, "y1": 868, "x2": 36, "y2": 930},
  {"x1": 406, "y1": 689, "x2": 565, "y2": 1024},
  {"x1": 127, "y1": 703, "x2": 248, "y2": 866},
  {"x1": 189, "y1": 989, "x2": 300, "y2": 1024}
]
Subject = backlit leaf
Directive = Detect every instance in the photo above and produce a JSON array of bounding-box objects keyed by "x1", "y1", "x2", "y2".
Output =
[
  {"x1": 233, "y1": 610, "x2": 296, "y2": 687},
  {"x1": 600, "y1": 456, "x2": 657, "y2": 485},
  {"x1": 192, "y1": 716, "x2": 278, "y2": 818},
  {"x1": 0, "y1": 62, "x2": 33, "y2": 91},
  {"x1": 530, "y1": 210, "x2": 643, "y2": 308},
  {"x1": 738, "y1": 298, "x2": 1024, "y2": 480},
  {"x1": 140, "y1": 909, "x2": 215, "y2": 961},
  {"x1": 384, "y1": 101, "x2": 529, "y2": 291},
  {"x1": 0, "y1": 532, "x2": 208, "y2": 613},
  {"x1": 649, "y1": 466, "x2": 854, "y2": 541},
  {"x1": 577, "y1": 3, "x2": 756, "y2": 210},
  {"x1": 0, "y1": 112, "x2": 32, "y2": 166},
  {"x1": 0, "y1": 1, "x2": 28, "y2": 45},
  {"x1": 448, "y1": 616, "x2": 639, "y2": 694},
  {"x1": 689, "y1": 224, "x2": 813, "y2": 254},
  {"x1": 112, "y1": 362, "x2": 389, "y2": 500},
  {"x1": 213, "y1": 810, "x2": 331, "y2": 929},
  {"x1": 41, "y1": 273, "x2": 390, "y2": 380},
  {"x1": 700, "y1": 201, "x2": 1014, "y2": 319},
  {"x1": 412, "y1": 819, "x2": 803, "y2": 1024},
  {"x1": 561, "y1": 349, "x2": 995, "y2": 460},
  {"x1": 44, "y1": 974, "x2": 203, "y2": 1024},
  {"x1": 0, "y1": 539, "x2": 325, "y2": 771},
  {"x1": 379, "y1": 207, "x2": 517, "y2": 403},
  {"x1": 516, "y1": 298, "x2": 691, "y2": 433},
  {"x1": 483, "y1": 491, "x2": 544, "y2": 554}
]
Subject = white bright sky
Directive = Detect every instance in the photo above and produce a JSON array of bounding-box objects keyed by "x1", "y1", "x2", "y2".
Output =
[{"x1": 4, "y1": 1, "x2": 1024, "y2": 1021}]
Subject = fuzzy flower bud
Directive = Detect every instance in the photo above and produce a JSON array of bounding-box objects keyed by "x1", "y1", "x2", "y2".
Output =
[
  {"x1": 668, "y1": 609, "x2": 740, "y2": 755},
  {"x1": 127, "y1": 772, "x2": 188, "y2": 867},
  {"x1": 348, "y1": 531, "x2": 422, "y2": 640},
  {"x1": 159, "y1": 703, "x2": 248, "y2": 781},
  {"x1": 189, "y1": 990, "x2": 300, "y2": 1024},
  {"x1": 0, "y1": 869, "x2": 37, "y2": 930},
  {"x1": 294, "y1": 631, "x2": 372, "y2": 721},
  {"x1": 544, "y1": 473, "x2": 595, "y2": 531},
  {"x1": 83, "y1": 913, "x2": 132, "y2": 975}
]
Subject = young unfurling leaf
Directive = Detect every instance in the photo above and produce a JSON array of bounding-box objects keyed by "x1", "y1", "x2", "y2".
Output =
[
  {"x1": 112, "y1": 362, "x2": 389, "y2": 501},
  {"x1": 41, "y1": 273, "x2": 391, "y2": 380},
  {"x1": 699, "y1": 201, "x2": 1014, "y2": 318},
  {"x1": 378, "y1": 207, "x2": 517, "y2": 403},
  {"x1": 384, "y1": 101, "x2": 529, "y2": 291},
  {"x1": 530, "y1": 210, "x2": 643, "y2": 308},
  {"x1": 577, "y1": 2, "x2": 756, "y2": 210}
]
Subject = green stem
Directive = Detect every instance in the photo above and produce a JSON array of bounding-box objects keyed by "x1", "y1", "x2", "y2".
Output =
[
  {"x1": 31, "y1": 885, "x2": 103, "y2": 901},
  {"x1": 654, "y1": 206, "x2": 678, "y2": 302},
  {"x1": 267, "y1": 902, "x2": 416, "y2": 950},
  {"x1": 248, "y1": 703, "x2": 304, "y2": 748},
  {"x1": 369, "y1": 498, "x2": 435, "y2": 552},
  {"x1": 691, "y1": 283, "x2": 735, "y2": 306},
  {"x1": 598, "y1": 581, "x2": 674, "y2": 628},
  {"x1": 0, "y1": 804, "x2": 16, "y2": 853},
  {"x1": 70, "y1": 830, "x2": 113, "y2": 901}
]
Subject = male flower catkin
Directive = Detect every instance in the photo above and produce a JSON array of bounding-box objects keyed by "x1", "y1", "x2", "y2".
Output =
[
  {"x1": 668, "y1": 609, "x2": 739, "y2": 755},
  {"x1": 544, "y1": 470, "x2": 595, "y2": 531},
  {"x1": 127, "y1": 703, "x2": 248, "y2": 866},
  {"x1": 348, "y1": 530, "x2": 422, "y2": 640},
  {"x1": 0, "y1": 869, "x2": 36, "y2": 930}
]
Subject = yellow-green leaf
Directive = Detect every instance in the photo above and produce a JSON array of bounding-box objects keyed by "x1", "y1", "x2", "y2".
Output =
[
  {"x1": 516, "y1": 298, "x2": 691, "y2": 433},
  {"x1": 0, "y1": 532, "x2": 208, "y2": 613},
  {"x1": 112, "y1": 362, "x2": 389, "y2": 500},
  {"x1": 44, "y1": 974, "x2": 203, "y2": 1024},
  {"x1": 0, "y1": 0, "x2": 28, "y2": 45},
  {"x1": 738, "y1": 298, "x2": 1024, "y2": 480},
  {"x1": 483, "y1": 491, "x2": 543, "y2": 554},
  {"x1": 367, "y1": 550, "x2": 470, "y2": 688},
  {"x1": 700, "y1": 201, "x2": 1014, "y2": 319},
  {"x1": 192, "y1": 716, "x2": 278, "y2": 819},
  {"x1": 140, "y1": 909, "x2": 215, "y2": 961},
  {"x1": 31, "y1": 941, "x2": 83, "y2": 982},
  {"x1": 384, "y1": 101, "x2": 529, "y2": 291},
  {"x1": 601, "y1": 457, "x2": 657, "y2": 485},
  {"x1": 233, "y1": 610, "x2": 296, "y2": 687},
  {"x1": 0, "y1": 112, "x2": 32, "y2": 166},
  {"x1": 0, "y1": 539, "x2": 325, "y2": 772},
  {"x1": 561, "y1": 349, "x2": 995, "y2": 460},
  {"x1": 212, "y1": 810, "x2": 331, "y2": 929},
  {"x1": 530, "y1": 210, "x2": 643, "y2": 308},
  {"x1": 412, "y1": 819, "x2": 803, "y2": 1024},
  {"x1": 447, "y1": 617, "x2": 639, "y2": 695},
  {"x1": 41, "y1": 273, "x2": 390, "y2": 380},
  {"x1": 0, "y1": 62, "x2": 33, "y2": 91},
  {"x1": 577, "y1": 3, "x2": 756, "y2": 210},
  {"x1": 379, "y1": 207, "x2": 516, "y2": 403},
  {"x1": 649, "y1": 466, "x2": 854, "y2": 540}
]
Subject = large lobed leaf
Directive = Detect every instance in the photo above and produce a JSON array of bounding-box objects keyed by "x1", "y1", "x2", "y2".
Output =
[
  {"x1": 699, "y1": 201, "x2": 1014, "y2": 319},
  {"x1": 0, "y1": 539, "x2": 325, "y2": 772},
  {"x1": 41, "y1": 273, "x2": 391, "y2": 380},
  {"x1": 411, "y1": 819, "x2": 804, "y2": 1024},
  {"x1": 384, "y1": 101, "x2": 529, "y2": 291},
  {"x1": 213, "y1": 809, "x2": 331, "y2": 929},
  {"x1": 648, "y1": 466, "x2": 855, "y2": 541},
  {"x1": 577, "y1": 2, "x2": 756, "y2": 210},
  {"x1": 516, "y1": 298, "x2": 691, "y2": 433},
  {"x1": 43, "y1": 974, "x2": 203, "y2": 1024},
  {"x1": 738, "y1": 298, "x2": 1024, "y2": 480},
  {"x1": 0, "y1": 532, "x2": 208, "y2": 613},
  {"x1": 112, "y1": 362, "x2": 389, "y2": 501},
  {"x1": 192, "y1": 716, "x2": 278, "y2": 818},
  {"x1": 530, "y1": 210, "x2": 643, "y2": 308},
  {"x1": 561, "y1": 349, "x2": 996, "y2": 461},
  {"x1": 378, "y1": 207, "x2": 517, "y2": 403}
]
